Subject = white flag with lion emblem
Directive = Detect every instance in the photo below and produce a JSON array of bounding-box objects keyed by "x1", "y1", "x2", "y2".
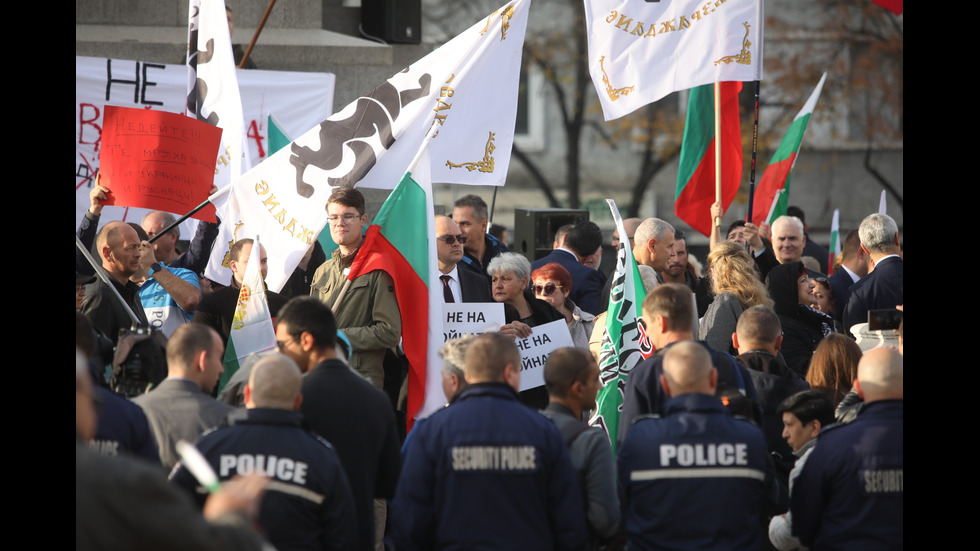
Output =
[{"x1": 205, "y1": 0, "x2": 530, "y2": 290}]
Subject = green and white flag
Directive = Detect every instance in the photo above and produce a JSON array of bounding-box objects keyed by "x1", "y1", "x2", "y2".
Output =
[
  {"x1": 590, "y1": 199, "x2": 652, "y2": 454},
  {"x1": 220, "y1": 235, "x2": 277, "y2": 391},
  {"x1": 828, "y1": 209, "x2": 840, "y2": 275},
  {"x1": 267, "y1": 113, "x2": 292, "y2": 156}
]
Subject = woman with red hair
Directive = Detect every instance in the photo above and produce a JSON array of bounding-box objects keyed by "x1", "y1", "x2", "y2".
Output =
[{"x1": 531, "y1": 262, "x2": 596, "y2": 349}]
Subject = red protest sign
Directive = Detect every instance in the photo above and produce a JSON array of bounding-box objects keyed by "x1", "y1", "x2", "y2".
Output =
[{"x1": 98, "y1": 105, "x2": 222, "y2": 222}]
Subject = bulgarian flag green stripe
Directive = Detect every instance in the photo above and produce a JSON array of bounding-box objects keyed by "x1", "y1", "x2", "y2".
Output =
[
  {"x1": 752, "y1": 73, "x2": 827, "y2": 226},
  {"x1": 675, "y1": 82, "x2": 743, "y2": 237},
  {"x1": 221, "y1": 337, "x2": 240, "y2": 390},
  {"x1": 347, "y1": 172, "x2": 430, "y2": 430},
  {"x1": 267, "y1": 113, "x2": 291, "y2": 156}
]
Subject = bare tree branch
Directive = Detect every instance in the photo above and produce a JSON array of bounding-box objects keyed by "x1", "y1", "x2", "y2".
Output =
[
  {"x1": 511, "y1": 144, "x2": 559, "y2": 207},
  {"x1": 863, "y1": 146, "x2": 903, "y2": 212}
]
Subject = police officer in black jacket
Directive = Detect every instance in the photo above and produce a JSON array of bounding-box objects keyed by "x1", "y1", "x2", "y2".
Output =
[{"x1": 170, "y1": 354, "x2": 356, "y2": 551}]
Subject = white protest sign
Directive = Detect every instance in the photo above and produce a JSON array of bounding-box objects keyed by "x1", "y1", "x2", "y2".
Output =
[
  {"x1": 516, "y1": 319, "x2": 574, "y2": 391},
  {"x1": 442, "y1": 303, "x2": 505, "y2": 342}
]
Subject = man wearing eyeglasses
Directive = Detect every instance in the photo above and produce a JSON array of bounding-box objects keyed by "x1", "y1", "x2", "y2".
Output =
[
  {"x1": 310, "y1": 187, "x2": 400, "y2": 390},
  {"x1": 435, "y1": 215, "x2": 492, "y2": 303}
]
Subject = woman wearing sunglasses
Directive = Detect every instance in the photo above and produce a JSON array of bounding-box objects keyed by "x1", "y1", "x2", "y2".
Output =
[{"x1": 531, "y1": 262, "x2": 595, "y2": 350}]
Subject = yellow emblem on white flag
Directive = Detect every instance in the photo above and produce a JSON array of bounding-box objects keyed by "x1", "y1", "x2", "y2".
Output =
[
  {"x1": 584, "y1": 0, "x2": 764, "y2": 121},
  {"x1": 205, "y1": 0, "x2": 531, "y2": 291}
]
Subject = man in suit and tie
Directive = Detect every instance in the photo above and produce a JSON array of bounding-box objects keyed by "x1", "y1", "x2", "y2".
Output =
[
  {"x1": 827, "y1": 230, "x2": 869, "y2": 322},
  {"x1": 530, "y1": 220, "x2": 606, "y2": 315},
  {"x1": 844, "y1": 213, "x2": 903, "y2": 334},
  {"x1": 435, "y1": 215, "x2": 492, "y2": 303}
]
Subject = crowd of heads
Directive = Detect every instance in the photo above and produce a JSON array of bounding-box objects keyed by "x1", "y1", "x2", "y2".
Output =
[{"x1": 77, "y1": 182, "x2": 903, "y2": 551}]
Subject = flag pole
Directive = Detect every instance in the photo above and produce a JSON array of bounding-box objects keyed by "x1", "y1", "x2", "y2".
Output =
[
  {"x1": 239, "y1": 0, "x2": 278, "y2": 69},
  {"x1": 490, "y1": 187, "x2": 498, "y2": 223},
  {"x1": 713, "y1": 82, "x2": 722, "y2": 231},
  {"x1": 746, "y1": 80, "x2": 760, "y2": 222},
  {"x1": 147, "y1": 185, "x2": 228, "y2": 244},
  {"x1": 147, "y1": 196, "x2": 214, "y2": 244}
]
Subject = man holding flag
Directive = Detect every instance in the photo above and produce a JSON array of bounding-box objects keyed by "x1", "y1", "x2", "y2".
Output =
[
  {"x1": 310, "y1": 187, "x2": 400, "y2": 390},
  {"x1": 194, "y1": 238, "x2": 287, "y2": 350},
  {"x1": 206, "y1": 0, "x2": 531, "y2": 429}
]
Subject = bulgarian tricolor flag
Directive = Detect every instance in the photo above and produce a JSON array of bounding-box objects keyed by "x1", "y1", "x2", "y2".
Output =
[
  {"x1": 675, "y1": 82, "x2": 743, "y2": 237},
  {"x1": 347, "y1": 151, "x2": 438, "y2": 431},
  {"x1": 872, "y1": 0, "x2": 903, "y2": 16},
  {"x1": 752, "y1": 73, "x2": 827, "y2": 226},
  {"x1": 220, "y1": 235, "x2": 278, "y2": 392}
]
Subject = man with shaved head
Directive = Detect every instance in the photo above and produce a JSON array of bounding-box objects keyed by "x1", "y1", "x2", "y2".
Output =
[
  {"x1": 135, "y1": 211, "x2": 205, "y2": 337},
  {"x1": 81, "y1": 220, "x2": 149, "y2": 345},
  {"x1": 791, "y1": 347, "x2": 903, "y2": 549},
  {"x1": 618, "y1": 341, "x2": 775, "y2": 551},
  {"x1": 434, "y1": 215, "x2": 492, "y2": 303},
  {"x1": 170, "y1": 354, "x2": 356, "y2": 551}
]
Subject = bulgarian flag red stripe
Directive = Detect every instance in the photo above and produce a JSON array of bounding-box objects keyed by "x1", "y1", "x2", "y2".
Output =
[
  {"x1": 347, "y1": 168, "x2": 433, "y2": 432},
  {"x1": 675, "y1": 82, "x2": 743, "y2": 237},
  {"x1": 752, "y1": 73, "x2": 827, "y2": 226},
  {"x1": 871, "y1": 0, "x2": 903, "y2": 15}
]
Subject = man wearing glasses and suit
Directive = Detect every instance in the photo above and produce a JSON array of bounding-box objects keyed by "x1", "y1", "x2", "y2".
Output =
[{"x1": 434, "y1": 215, "x2": 492, "y2": 303}]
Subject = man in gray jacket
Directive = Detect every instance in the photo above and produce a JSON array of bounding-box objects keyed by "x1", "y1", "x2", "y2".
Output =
[
  {"x1": 541, "y1": 347, "x2": 620, "y2": 547},
  {"x1": 134, "y1": 323, "x2": 237, "y2": 469}
]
